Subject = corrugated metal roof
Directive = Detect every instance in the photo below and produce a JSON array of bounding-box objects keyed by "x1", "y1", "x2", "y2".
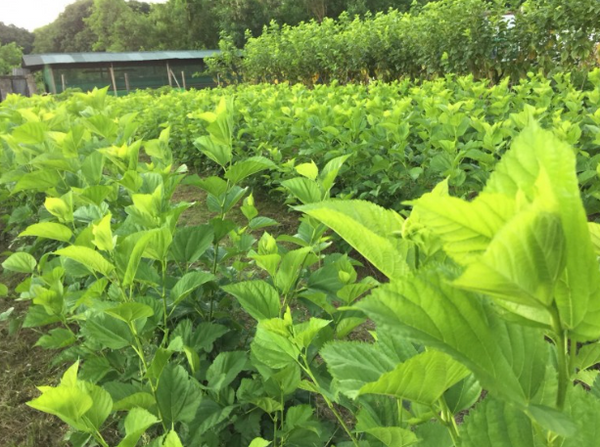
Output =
[{"x1": 23, "y1": 50, "x2": 221, "y2": 69}]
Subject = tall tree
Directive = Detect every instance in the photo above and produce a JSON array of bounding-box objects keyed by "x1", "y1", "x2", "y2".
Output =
[
  {"x1": 0, "y1": 23, "x2": 34, "y2": 54},
  {"x1": 33, "y1": 0, "x2": 96, "y2": 53}
]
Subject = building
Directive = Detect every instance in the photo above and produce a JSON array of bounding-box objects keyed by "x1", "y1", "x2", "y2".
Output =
[
  {"x1": 0, "y1": 68, "x2": 37, "y2": 101},
  {"x1": 21, "y1": 50, "x2": 220, "y2": 96}
]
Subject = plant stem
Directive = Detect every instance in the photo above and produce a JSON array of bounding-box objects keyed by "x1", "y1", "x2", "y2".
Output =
[
  {"x1": 438, "y1": 396, "x2": 460, "y2": 445},
  {"x1": 300, "y1": 356, "x2": 359, "y2": 447},
  {"x1": 549, "y1": 305, "x2": 570, "y2": 410}
]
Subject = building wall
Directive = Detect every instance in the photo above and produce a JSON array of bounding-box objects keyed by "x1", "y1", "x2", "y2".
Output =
[{"x1": 0, "y1": 75, "x2": 37, "y2": 101}]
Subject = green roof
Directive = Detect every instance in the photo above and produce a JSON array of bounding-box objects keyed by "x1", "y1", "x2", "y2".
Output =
[{"x1": 23, "y1": 50, "x2": 220, "y2": 69}]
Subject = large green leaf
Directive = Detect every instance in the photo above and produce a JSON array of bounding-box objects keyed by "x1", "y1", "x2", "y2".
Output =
[
  {"x1": 281, "y1": 177, "x2": 322, "y2": 204},
  {"x1": 454, "y1": 209, "x2": 566, "y2": 324},
  {"x1": 485, "y1": 124, "x2": 600, "y2": 340},
  {"x1": 171, "y1": 225, "x2": 214, "y2": 264},
  {"x1": 54, "y1": 246, "x2": 115, "y2": 277},
  {"x1": 171, "y1": 271, "x2": 215, "y2": 306},
  {"x1": 2, "y1": 252, "x2": 37, "y2": 273},
  {"x1": 460, "y1": 397, "x2": 544, "y2": 447},
  {"x1": 298, "y1": 200, "x2": 410, "y2": 279},
  {"x1": 104, "y1": 303, "x2": 154, "y2": 325},
  {"x1": 222, "y1": 280, "x2": 281, "y2": 321},
  {"x1": 409, "y1": 192, "x2": 514, "y2": 265},
  {"x1": 359, "y1": 350, "x2": 470, "y2": 405},
  {"x1": 365, "y1": 427, "x2": 418, "y2": 447},
  {"x1": 320, "y1": 341, "x2": 396, "y2": 398},
  {"x1": 27, "y1": 386, "x2": 92, "y2": 432},
  {"x1": 225, "y1": 156, "x2": 274, "y2": 185},
  {"x1": 116, "y1": 408, "x2": 159, "y2": 447},
  {"x1": 206, "y1": 351, "x2": 247, "y2": 391},
  {"x1": 357, "y1": 269, "x2": 548, "y2": 407},
  {"x1": 156, "y1": 364, "x2": 201, "y2": 426},
  {"x1": 19, "y1": 222, "x2": 73, "y2": 243}
]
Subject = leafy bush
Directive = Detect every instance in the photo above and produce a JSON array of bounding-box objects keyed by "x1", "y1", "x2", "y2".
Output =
[{"x1": 207, "y1": 0, "x2": 600, "y2": 85}]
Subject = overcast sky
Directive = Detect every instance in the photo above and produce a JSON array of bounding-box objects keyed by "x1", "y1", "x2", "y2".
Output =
[{"x1": 0, "y1": 0, "x2": 168, "y2": 31}]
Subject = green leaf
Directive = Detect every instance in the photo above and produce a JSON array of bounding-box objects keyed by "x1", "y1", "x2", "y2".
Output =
[
  {"x1": 295, "y1": 161, "x2": 319, "y2": 180},
  {"x1": 252, "y1": 321, "x2": 299, "y2": 369},
  {"x1": 156, "y1": 365, "x2": 201, "y2": 426},
  {"x1": 80, "y1": 382, "x2": 112, "y2": 431},
  {"x1": 162, "y1": 431, "x2": 184, "y2": 447},
  {"x1": 116, "y1": 407, "x2": 159, "y2": 447},
  {"x1": 357, "y1": 269, "x2": 548, "y2": 407},
  {"x1": 248, "y1": 438, "x2": 271, "y2": 447},
  {"x1": 54, "y1": 246, "x2": 115, "y2": 277},
  {"x1": 206, "y1": 351, "x2": 247, "y2": 391},
  {"x1": 294, "y1": 318, "x2": 331, "y2": 349},
  {"x1": 104, "y1": 303, "x2": 154, "y2": 325},
  {"x1": 45, "y1": 196, "x2": 73, "y2": 223},
  {"x1": 298, "y1": 200, "x2": 410, "y2": 279},
  {"x1": 171, "y1": 225, "x2": 214, "y2": 264},
  {"x1": 320, "y1": 154, "x2": 351, "y2": 193},
  {"x1": 82, "y1": 313, "x2": 134, "y2": 350},
  {"x1": 2, "y1": 252, "x2": 37, "y2": 273},
  {"x1": 365, "y1": 427, "x2": 418, "y2": 447},
  {"x1": 359, "y1": 350, "x2": 470, "y2": 405},
  {"x1": 485, "y1": 124, "x2": 600, "y2": 340},
  {"x1": 226, "y1": 156, "x2": 274, "y2": 184},
  {"x1": 171, "y1": 272, "x2": 215, "y2": 306},
  {"x1": 454, "y1": 209, "x2": 566, "y2": 322},
  {"x1": 19, "y1": 222, "x2": 73, "y2": 243},
  {"x1": 35, "y1": 328, "x2": 76, "y2": 349},
  {"x1": 321, "y1": 341, "x2": 396, "y2": 398},
  {"x1": 281, "y1": 177, "x2": 322, "y2": 204},
  {"x1": 222, "y1": 280, "x2": 281, "y2": 321},
  {"x1": 92, "y1": 214, "x2": 114, "y2": 252},
  {"x1": 574, "y1": 343, "x2": 600, "y2": 371},
  {"x1": 113, "y1": 392, "x2": 155, "y2": 412},
  {"x1": 27, "y1": 386, "x2": 92, "y2": 432},
  {"x1": 409, "y1": 192, "x2": 514, "y2": 265},
  {"x1": 0, "y1": 283, "x2": 7, "y2": 297},
  {"x1": 460, "y1": 397, "x2": 543, "y2": 447},
  {"x1": 12, "y1": 170, "x2": 62, "y2": 193}
]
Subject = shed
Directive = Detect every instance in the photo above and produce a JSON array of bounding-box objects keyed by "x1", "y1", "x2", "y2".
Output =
[{"x1": 22, "y1": 50, "x2": 221, "y2": 95}]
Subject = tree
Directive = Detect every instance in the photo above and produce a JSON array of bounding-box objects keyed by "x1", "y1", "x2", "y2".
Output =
[
  {"x1": 0, "y1": 42, "x2": 23, "y2": 75},
  {"x1": 33, "y1": 0, "x2": 96, "y2": 53},
  {"x1": 0, "y1": 22, "x2": 34, "y2": 54}
]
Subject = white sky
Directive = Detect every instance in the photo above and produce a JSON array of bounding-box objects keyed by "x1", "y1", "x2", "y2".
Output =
[{"x1": 0, "y1": 0, "x2": 168, "y2": 31}]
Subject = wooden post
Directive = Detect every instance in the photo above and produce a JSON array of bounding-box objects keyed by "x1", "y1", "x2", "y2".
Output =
[
  {"x1": 48, "y1": 67, "x2": 57, "y2": 94},
  {"x1": 61, "y1": 73, "x2": 66, "y2": 92},
  {"x1": 109, "y1": 64, "x2": 118, "y2": 97},
  {"x1": 170, "y1": 69, "x2": 181, "y2": 88},
  {"x1": 166, "y1": 62, "x2": 172, "y2": 87},
  {"x1": 181, "y1": 71, "x2": 186, "y2": 89},
  {"x1": 124, "y1": 73, "x2": 130, "y2": 93}
]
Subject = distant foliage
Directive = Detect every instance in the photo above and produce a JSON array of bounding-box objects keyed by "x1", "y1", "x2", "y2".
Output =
[
  {"x1": 0, "y1": 22, "x2": 34, "y2": 54},
  {"x1": 208, "y1": 0, "x2": 600, "y2": 85},
  {"x1": 0, "y1": 42, "x2": 23, "y2": 76}
]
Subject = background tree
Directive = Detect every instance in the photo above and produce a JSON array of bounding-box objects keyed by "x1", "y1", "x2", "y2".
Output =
[
  {"x1": 33, "y1": 0, "x2": 96, "y2": 53},
  {"x1": 0, "y1": 42, "x2": 23, "y2": 75},
  {"x1": 0, "y1": 23, "x2": 34, "y2": 54}
]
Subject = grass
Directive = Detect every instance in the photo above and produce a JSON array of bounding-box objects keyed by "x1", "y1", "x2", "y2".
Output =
[{"x1": 0, "y1": 299, "x2": 68, "y2": 447}]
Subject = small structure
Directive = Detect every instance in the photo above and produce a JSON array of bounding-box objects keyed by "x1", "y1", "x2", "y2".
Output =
[
  {"x1": 22, "y1": 50, "x2": 220, "y2": 95},
  {"x1": 0, "y1": 68, "x2": 37, "y2": 101}
]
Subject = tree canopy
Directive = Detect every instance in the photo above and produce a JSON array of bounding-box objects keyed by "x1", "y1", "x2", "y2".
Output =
[{"x1": 31, "y1": 0, "x2": 424, "y2": 53}]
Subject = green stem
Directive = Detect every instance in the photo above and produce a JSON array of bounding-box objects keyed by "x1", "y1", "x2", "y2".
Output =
[
  {"x1": 438, "y1": 397, "x2": 460, "y2": 445},
  {"x1": 300, "y1": 356, "x2": 359, "y2": 447},
  {"x1": 549, "y1": 305, "x2": 569, "y2": 410},
  {"x1": 160, "y1": 261, "x2": 169, "y2": 346}
]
